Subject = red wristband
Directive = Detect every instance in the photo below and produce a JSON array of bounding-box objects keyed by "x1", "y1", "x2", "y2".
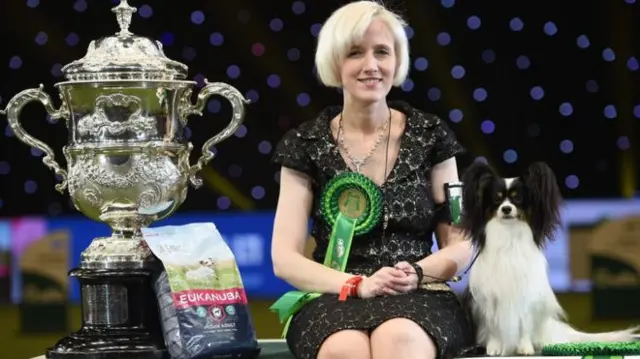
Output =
[{"x1": 339, "y1": 276, "x2": 364, "y2": 301}]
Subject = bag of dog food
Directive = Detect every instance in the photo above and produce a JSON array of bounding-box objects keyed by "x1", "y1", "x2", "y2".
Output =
[{"x1": 143, "y1": 222, "x2": 261, "y2": 359}]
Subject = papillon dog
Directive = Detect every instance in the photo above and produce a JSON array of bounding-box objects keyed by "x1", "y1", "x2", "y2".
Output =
[{"x1": 459, "y1": 161, "x2": 637, "y2": 356}]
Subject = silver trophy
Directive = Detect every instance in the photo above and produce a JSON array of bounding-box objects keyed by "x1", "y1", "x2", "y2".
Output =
[{"x1": 1, "y1": 1, "x2": 249, "y2": 358}]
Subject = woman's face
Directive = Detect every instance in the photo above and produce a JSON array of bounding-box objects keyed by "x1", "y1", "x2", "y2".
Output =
[{"x1": 340, "y1": 18, "x2": 397, "y2": 104}]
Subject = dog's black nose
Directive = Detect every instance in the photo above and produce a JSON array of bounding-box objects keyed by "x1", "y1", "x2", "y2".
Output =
[{"x1": 501, "y1": 206, "x2": 512, "y2": 215}]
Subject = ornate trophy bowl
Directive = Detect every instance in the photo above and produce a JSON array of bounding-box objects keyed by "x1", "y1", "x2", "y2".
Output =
[
  {"x1": 1, "y1": 1, "x2": 249, "y2": 358},
  {"x1": 2, "y1": 1, "x2": 248, "y2": 270},
  {"x1": 58, "y1": 79, "x2": 246, "y2": 270}
]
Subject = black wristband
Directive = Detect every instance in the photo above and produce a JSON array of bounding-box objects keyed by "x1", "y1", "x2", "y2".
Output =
[
  {"x1": 433, "y1": 201, "x2": 451, "y2": 224},
  {"x1": 411, "y1": 262, "x2": 424, "y2": 287}
]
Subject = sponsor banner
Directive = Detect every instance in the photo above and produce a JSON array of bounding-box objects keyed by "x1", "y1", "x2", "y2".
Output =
[{"x1": 1, "y1": 200, "x2": 639, "y2": 303}]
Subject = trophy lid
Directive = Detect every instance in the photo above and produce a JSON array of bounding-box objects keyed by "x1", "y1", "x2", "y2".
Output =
[{"x1": 61, "y1": 0, "x2": 189, "y2": 82}]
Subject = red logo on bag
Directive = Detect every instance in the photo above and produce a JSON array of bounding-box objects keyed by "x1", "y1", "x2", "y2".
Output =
[{"x1": 209, "y1": 305, "x2": 226, "y2": 322}]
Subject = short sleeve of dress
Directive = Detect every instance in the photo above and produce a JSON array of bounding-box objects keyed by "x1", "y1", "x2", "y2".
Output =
[
  {"x1": 430, "y1": 116, "x2": 466, "y2": 165},
  {"x1": 271, "y1": 128, "x2": 314, "y2": 176}
]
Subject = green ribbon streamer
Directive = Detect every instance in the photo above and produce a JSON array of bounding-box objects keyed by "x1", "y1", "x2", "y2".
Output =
[
  {"x1": 324, "y1": 213, "x2": 356, "y2": 271},
  {"x1": 269, "y1": 213, "x2": 356, "y2": 338}
]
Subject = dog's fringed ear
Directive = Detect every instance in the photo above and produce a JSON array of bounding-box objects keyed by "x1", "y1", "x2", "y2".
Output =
[
  {"x1": 460, "y1": 161, "x2": 497, "y2": 240},
  {"x1": 522, "y1": 162, "x2": 563, "y2": 243}
]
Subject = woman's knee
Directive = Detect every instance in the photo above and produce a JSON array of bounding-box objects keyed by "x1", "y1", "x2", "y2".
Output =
[
  {"x1": 317, "y1": 329, "x2": 371, "y2": 359},
  {"x1": 370, "y1": 318, "x2": 437, "y2": 358}
]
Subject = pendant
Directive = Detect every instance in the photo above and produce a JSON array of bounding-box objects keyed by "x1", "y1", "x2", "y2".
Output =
[{"x1": 353, "y1": 161, "x2": 364, "y2": 173}]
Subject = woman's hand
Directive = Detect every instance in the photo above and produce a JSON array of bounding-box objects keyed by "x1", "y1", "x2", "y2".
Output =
[
  {"x1": 357, "y1": 267, "x2": 415, "y2": 299},
  {"x1": 392, "y1": 261, "x2": 420, "y2": 291}
]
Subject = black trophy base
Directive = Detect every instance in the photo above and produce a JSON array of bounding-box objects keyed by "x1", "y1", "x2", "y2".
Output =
[
  {"x1": 46, "y1": 266, "x2": 168, "y2": 359},
  {"x1": 45, "y1": 327, "x2": 166, "y2": 359}
]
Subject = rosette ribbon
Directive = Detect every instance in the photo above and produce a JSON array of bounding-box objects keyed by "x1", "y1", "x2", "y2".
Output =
[{"x1": 269, "y1": 172, "x2": 383, "y2": 338}]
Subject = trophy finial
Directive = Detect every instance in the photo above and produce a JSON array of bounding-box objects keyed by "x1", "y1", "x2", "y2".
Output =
[{"x1": 112, "y1": 0, "x2": 137, "y2": 37}]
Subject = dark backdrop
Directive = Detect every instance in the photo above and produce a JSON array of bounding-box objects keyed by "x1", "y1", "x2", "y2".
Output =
[{"x1": 0, "y1": 0, "x2": 638, "y2": 217}]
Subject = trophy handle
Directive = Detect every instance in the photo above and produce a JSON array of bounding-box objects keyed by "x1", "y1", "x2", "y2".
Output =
[
  {"x1": 184, "y1": 79, "x2": 250, "y2": 188},
  {"x1": 0, "y1": 84, "x2": 69, "y2": 193}
]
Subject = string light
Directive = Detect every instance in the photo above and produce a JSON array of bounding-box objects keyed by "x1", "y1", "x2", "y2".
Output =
[
  {"x1": 401, "y1": 79, "x2": 414, "y2": 92},
  {"x1": 480, "y1": 120, "x2": 495, "y2": 134},
  {"x1": 509, "y1": 17, "x2": 524, "y2": 31},
  {"x1": 481, "y1": 49, "x2": 495, "y2": 64},
  {"x1": 437, "y1": 32, "x2": 451, "y2": 46},
  {"x1": 65, "y1": 32, "x2": 80, "y2": 47},
  {"x1": 73, "y1": 0, "x2": 87, "y2": 13},
  {"x1": 138, "y1": 5, "x2": 152, "y2": 18},
  {"x1": 404, "y1": 26, "x2": 415, "y2": 40},
  {"x1": 451, "y1": 65, "x2": 465, "y2": 79},
  {"x1": 190, "y1": 11, "x2": 205, "y2": 25},
  {"x1": 560, "y1": 140, "x2": 574, "y2": 154},
  {"x1": 543, "y1": 21, "x2": 558, "y2": 36},
  {"x1": 414, "y1": 57, "x2": 429, "y2": 71},
  {"x1": 467, "y1": 16, "x2": 481, "y2": 30}
]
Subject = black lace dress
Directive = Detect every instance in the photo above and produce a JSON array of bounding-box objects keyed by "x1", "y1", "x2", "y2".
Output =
[{"x1": 271, "y1": 101, "x2": 476, "y2": 359}]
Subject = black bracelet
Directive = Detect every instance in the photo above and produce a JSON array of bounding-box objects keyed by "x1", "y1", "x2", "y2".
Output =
[
  {"x1": 433, "y1": 201, "x2": 452, "y2": 224},
  {"x1": 411, "y1": 262, "x2": 424, "y2": 287}
]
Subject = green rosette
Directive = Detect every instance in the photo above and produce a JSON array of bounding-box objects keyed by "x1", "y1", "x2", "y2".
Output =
[
  {"x1": 321, "y1": 171, "x2": 383, "y2": 238},
  {"x1": 270, "y1": 172, "x2": 384, "y2": 338},
  {"x1": 541, "y1": 341, "x2": 640, "y2": 357}
]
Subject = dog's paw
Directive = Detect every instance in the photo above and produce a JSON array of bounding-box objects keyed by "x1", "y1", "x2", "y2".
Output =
[
  {"x1": 485, "y1": 338, "x2": 503, "y2": 356},
  {"x1": 516, "y1": 338, "x2": 535, "y2": 356}
]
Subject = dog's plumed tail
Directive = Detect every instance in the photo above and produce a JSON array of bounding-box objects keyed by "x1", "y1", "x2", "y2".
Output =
[{"x1": 543, "y1": 318, "x2": 638, "y2": 345}]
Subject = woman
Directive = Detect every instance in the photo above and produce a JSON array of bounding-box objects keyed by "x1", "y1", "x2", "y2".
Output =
[{"x1": 270, "y1": 1, "x2": 476, "y2": 358}]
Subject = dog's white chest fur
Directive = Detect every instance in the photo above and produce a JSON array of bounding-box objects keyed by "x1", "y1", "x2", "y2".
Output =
[{"x1": 468, "y1": 218, "x2": 556, "y2": 355}]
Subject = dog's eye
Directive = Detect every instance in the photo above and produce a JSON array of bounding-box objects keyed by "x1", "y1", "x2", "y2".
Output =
[
  {"x1": 497, "y1": 192, "x2": 504, "y2": 198},
  {"x1": 510, "y1": 191, "x2": 523, "y2": 201}
]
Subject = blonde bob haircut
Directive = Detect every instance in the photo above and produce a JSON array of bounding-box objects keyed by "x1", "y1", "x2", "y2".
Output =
[{"x1": 315, "y1": 1, "x2": 410, "y2": 88}]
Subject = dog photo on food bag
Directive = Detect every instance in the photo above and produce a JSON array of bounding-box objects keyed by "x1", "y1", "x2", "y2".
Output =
[
  {"x1": 459, "y1": 161, "x2": 638, "y2": 356},
  {"x1": 143, "y1": 222, "x2": 261, "y2": 359}
]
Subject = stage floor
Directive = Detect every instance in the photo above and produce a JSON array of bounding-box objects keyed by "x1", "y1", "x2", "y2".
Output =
[
  {"x1": 30, "y1": 338, "x2": 640, "y2": 359},
  {"x1": 29, "y1": 339, "x2": 295, "y2": 359}
]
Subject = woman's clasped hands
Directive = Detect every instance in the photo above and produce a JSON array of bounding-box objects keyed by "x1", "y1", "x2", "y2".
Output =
[{"x1": 356, "y1": 262, "x2": 420, "y2": 299}]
